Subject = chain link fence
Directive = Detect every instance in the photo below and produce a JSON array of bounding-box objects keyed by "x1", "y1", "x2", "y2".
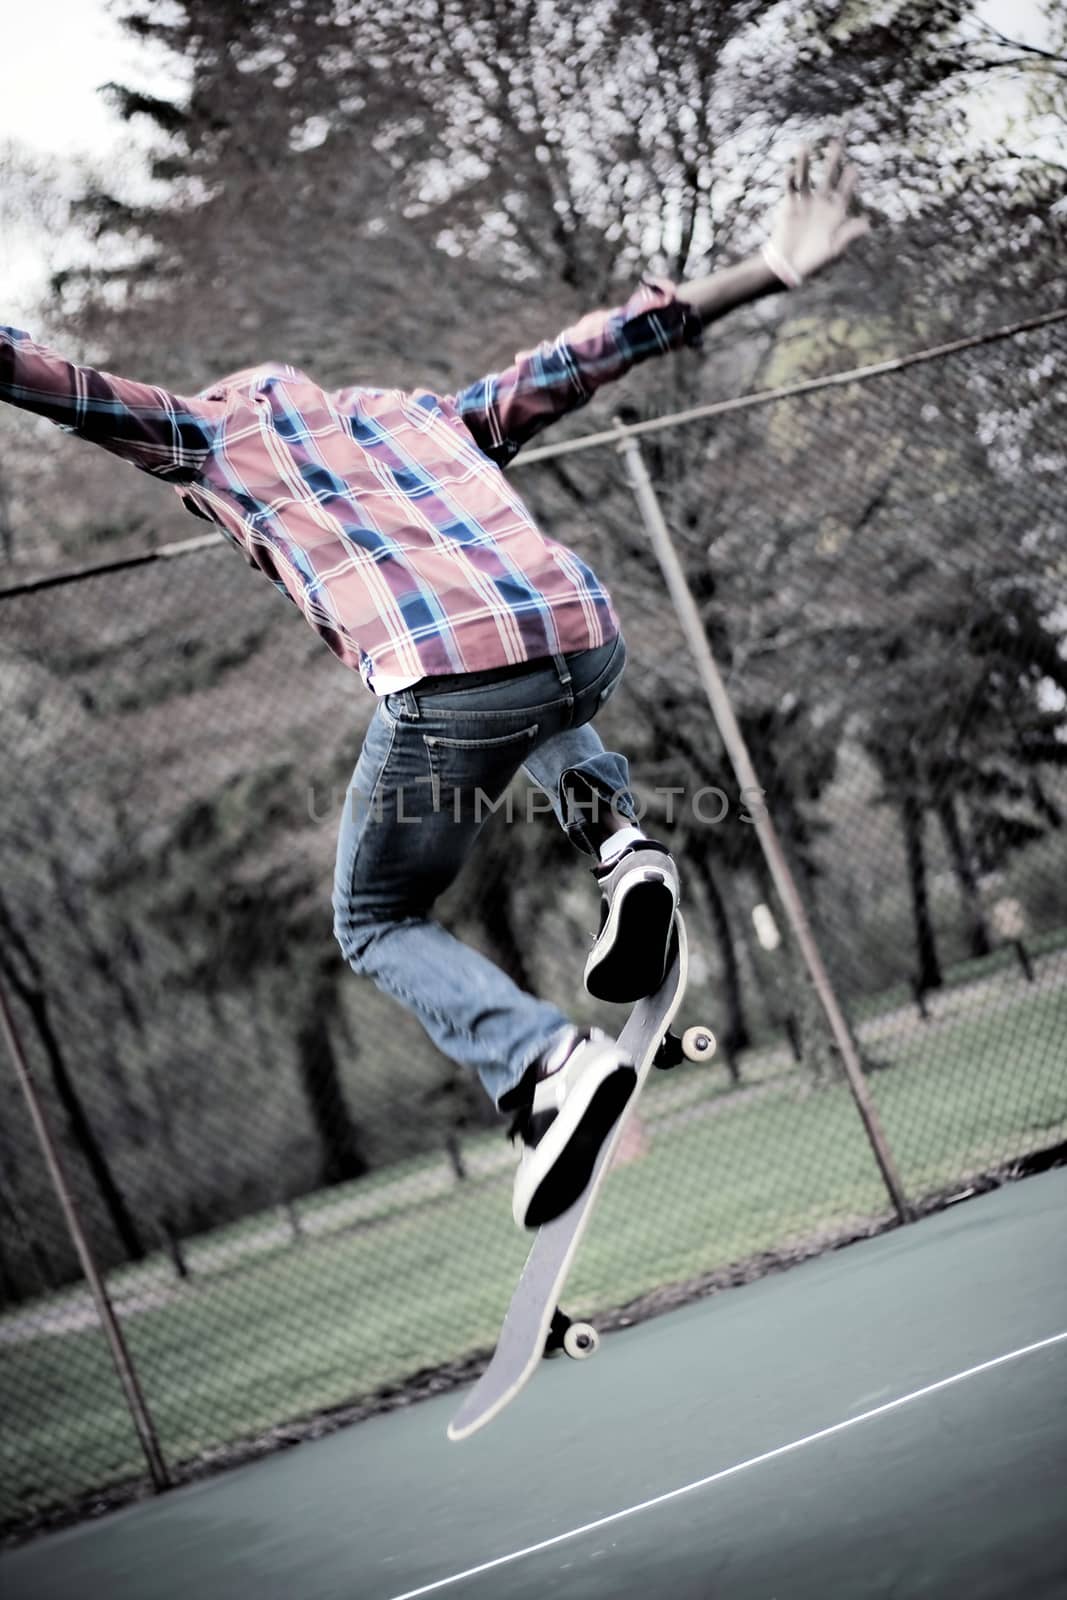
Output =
[{"x1": 1, "y1": 311, "x2": 1065, "y2": 1536}]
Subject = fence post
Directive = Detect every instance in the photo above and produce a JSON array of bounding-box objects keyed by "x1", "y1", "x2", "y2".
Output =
[
  {"x1": 0, "y1": 975, "x2": 171, "y2": 1491},
  {"x1": 614, "y1": 423, "x2": 911, "y2": 1225}
]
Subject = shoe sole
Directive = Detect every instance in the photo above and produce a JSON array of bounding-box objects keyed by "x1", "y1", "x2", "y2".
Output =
[
  {"x1": 585, "y1": 873, "x2": 677, "y2": 1003},
  {"x1": 520, "y1": 1066, "x2": 637, "y2": 1229}
]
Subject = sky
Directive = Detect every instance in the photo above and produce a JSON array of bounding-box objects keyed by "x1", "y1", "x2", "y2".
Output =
[
  {"x1": 2, "y1": 0, "x2": 184, "y2": 160},
  {"x1": 0, "y1": 0, "x2": 1057, "y2": 311},
  {"x1": 0, "y1": 0, "x2": 186, "y2": 311}
]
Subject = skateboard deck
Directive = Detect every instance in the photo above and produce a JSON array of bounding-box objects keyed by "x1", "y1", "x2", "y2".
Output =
[{"x1": 447, "y1": 913, "x2": 689, "y2": 1441}]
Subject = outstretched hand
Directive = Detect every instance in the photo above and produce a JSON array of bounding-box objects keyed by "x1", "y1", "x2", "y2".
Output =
[{"x1": 762, "y1": 139, "x2": 870, "y2": 288}]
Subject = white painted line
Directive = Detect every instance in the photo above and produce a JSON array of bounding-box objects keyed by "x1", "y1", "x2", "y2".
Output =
[{"x1": 385, "y1": 1329, "x2": 1067, "y2": 1600}]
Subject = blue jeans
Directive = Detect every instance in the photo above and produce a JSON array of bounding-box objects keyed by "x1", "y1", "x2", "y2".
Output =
[{"x1": 332, "y1": 635, "x2": 635, "y2": 1105}]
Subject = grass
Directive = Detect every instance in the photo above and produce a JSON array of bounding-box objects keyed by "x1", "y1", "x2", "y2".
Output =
[{"x1": 3, "y1": 973, "x2": 1065, "y2": 1528}]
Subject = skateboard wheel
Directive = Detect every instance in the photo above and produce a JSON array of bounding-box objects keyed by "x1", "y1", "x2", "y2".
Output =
[
  {"x1": 563, "y1": 1322, "x2": 599, "y2": 1360},
  {"x1": 682, "y1": 1026, "x2": 716, "y2": 1063}
]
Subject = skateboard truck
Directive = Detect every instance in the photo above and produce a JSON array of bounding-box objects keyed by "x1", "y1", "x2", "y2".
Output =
[{"x1": 544, "y1": 1306, "x2": 601, "y2": 1361}]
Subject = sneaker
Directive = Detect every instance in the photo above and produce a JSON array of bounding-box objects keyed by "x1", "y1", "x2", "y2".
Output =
[
  {"x1": 585, "y1": 840, "x2": 679, "y2": 1003},
  {"x1": 505, "y1": 1028, "x2": 637, "y2": 1229}
]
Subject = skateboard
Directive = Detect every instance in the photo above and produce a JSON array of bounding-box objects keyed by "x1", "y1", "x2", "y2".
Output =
[{"x1": 447, "y1": 912, "x2": 714, "y2": 1441}]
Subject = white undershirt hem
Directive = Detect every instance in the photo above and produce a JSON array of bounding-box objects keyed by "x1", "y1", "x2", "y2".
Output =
[{"x1": 366, "y1": 667, "x2": 424, "y2": 696}]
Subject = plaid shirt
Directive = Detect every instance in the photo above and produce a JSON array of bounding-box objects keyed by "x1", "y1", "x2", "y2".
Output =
[{"x1": 1, "y1": 280, "x2": 702, "y2": 690}]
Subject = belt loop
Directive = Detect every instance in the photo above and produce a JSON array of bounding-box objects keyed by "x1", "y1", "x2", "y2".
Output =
[
  {"x1": 553, "y1": 652, "x2": 573, "y2": 690},
  {"x1": 401, "y1": 688, "x2": 421, "y2": 719}
]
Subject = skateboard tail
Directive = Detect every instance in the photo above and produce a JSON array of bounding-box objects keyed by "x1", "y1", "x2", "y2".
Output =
[
  {"x1": 447, "y1": 1390, "x2": 516, "y2": 1443},
  {"x1": 447, "y1": 1295, "x2": 558, "y2": 1440}
]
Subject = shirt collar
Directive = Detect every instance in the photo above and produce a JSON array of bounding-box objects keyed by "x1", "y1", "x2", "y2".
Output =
[{"x1": 197, "y1": 362, "x2": 308, "y2": 401}]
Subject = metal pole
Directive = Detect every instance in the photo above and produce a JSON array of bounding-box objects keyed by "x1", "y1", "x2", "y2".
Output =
[
  {"x1": 615, "y1": 423, "x2": 911, "y2": 1224},
  {"x1": 0, "y1": 975, "x2": 172, "y2": 1490}
]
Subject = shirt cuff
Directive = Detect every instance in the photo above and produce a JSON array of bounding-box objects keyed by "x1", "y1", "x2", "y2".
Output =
[{"x1": 635, "y1": 275, "x2": 706, "y2": 353}]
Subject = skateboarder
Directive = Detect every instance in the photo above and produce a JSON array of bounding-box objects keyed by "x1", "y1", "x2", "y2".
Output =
[{"x1": 0, "y1": 143, "x2": 867, "y2": 1226}]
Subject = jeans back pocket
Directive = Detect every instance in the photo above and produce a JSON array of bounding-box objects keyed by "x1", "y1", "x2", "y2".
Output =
[{"x1": 423, "y1": 724, "x2": 539, "y2": 819}]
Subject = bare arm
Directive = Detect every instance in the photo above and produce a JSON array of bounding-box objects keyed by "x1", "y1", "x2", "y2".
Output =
[{"x1": 675, "y1": 253, "x2": 783, "y2": 324}]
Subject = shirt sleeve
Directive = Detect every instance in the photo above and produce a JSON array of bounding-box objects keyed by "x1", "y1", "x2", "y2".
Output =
[
  {"x1": 0, "y1": 325, "x2": 219, "y2": 483},
  {"x1": 450, "y1": 277, "x2": 703, "y2": 468}
]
